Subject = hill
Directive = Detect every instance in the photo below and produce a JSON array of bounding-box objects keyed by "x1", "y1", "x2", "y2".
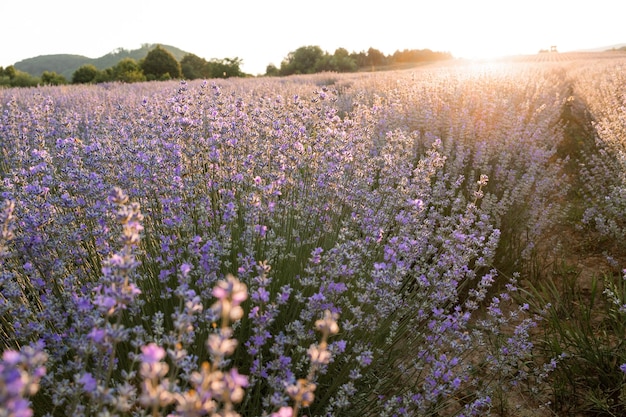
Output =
[
  {"x1": 571, "y1": 43, "x2": 626, "y2": 52},
  {"x1": 13, "y1": 44, "x2": 190, "y2": 79}
]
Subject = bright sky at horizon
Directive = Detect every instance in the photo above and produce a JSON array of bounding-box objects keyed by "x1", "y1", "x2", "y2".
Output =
[{"x1": 2, "y1": 0, "x2": 624, "y2": 75}]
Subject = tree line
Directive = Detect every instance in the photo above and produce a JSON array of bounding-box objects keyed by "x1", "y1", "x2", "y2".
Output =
[
  {"x1": 268, "y1": 46, "x2": 452, "y2": 76},
  {"x1": 0, "y1": 44, "x2": 452, "y2": 88},
  {"x1": 0, "y1": 45, "x2": 244, "y2": 88}
]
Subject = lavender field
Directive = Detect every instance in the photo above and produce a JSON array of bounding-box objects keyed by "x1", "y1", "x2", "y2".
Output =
[{"x1": 2, "y1": 53, "x2": 626, "y2": 416}]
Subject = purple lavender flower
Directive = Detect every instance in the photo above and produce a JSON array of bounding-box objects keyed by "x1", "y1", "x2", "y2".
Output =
[
  {"x1": 0, "y1": 343, "x2": 47, "y2": 417},
  {"x1": 77, "y1": 372, "x2": 97, "y2": 394}
]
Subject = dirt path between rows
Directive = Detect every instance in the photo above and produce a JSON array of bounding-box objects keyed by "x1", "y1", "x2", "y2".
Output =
[
  {"x1": 551, "y1": 89, "x2": 623, "y2": 288},
  {"x1": 516, "y1": 88, "x2": 626, "y2": 416}
]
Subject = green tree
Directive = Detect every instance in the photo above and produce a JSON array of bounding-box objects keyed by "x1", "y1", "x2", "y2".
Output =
[
  {"x1": 0, "y1": 66, "x2": 39, "y2": 87},
  {"x1": 10, "y1": 71, "x2": 39, "y2": 87},
  {"x1": 140, "y1": 45, "x2": 182, "y2": 80},
  {"x1": 112, "y1": 58, "x2": 146, "y2": 83},
  {"x1": 41, "y1": 71, "x2": 67, "y2": 86},
  {"x1": 330, "y1": 48, "x2": 357, "y2": 72},
  {"x1": 390, "y1": 49, "x2": 452, "y2": 65},
  {"x1": 366, "y1": 47, "x2": 387, "y2": 67},
  {"x1": 94, "y1": 67, "x2": 114, "y2": 83},
  {"x1": 314, "y1": 54, "x2": 333, "y2": 72},
  {"x1": 206, "y1": 57, "x2": 243, "y2": 78},
  {"x1": 181, "y1": 53, "x2": 209, "y2": 79},
  {"x1": 265, "y1": 63, "x2": 279, "y2": 76},
  {"x1": 181, "y1": 54, "x2": 244, "y2": 79},
  {"x1": 279, "y1": 45, "x2": 325, "y2": 75},
  {"x1": 0, "y1": 70, "x2": 9, "y2": 87},
  {"x1": 223, "y1": 57, "x2": 244, "y2": 78},
  {"x1": 349, "y1": 51, "x2": 368, "y2": 68},
  {"x1": 72, "y1": 64, "x2": 100, "y2": 84},
  {"x1": 3, "y1": 65, "x2": 17, "y2": 79}
]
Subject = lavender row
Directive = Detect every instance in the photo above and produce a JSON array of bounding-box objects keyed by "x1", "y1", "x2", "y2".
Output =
[{"x1": 568, "y1": 58, "x2": 626, "y2": 250}]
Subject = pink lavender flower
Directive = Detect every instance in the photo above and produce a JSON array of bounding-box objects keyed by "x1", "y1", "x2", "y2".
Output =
[
  {"x1": 141, "y1": 343, "x2": 166, "y2": 364},
  {"x1": 223, "y1": 368, "x2": 249, "y2": 403},
  {"x1": 211, "y1": 274, "x2": 248, "y2": 323},
  {"x1": 314, "y1": 310, "x2": 339, "y2": 336},
  {"x1": 271, "y1": 406, "x2": 294, "y2": 417},
  {"x1": 212, "y1": 274, "x2": 248, "y2": 305},
  {"x1": 139, "y1": 343, "x2": 173, "y2": 409},
  {"x1": 207, "y1": 330, "x2": 238, "y2": 358},
  {"x1": 307, "y1": 344, "x2": 332, "y2": 366}
]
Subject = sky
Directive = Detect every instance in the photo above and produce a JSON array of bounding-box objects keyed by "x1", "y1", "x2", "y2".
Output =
[{"x1": 2, "y1": 0, "x2": 624, "y2": 75}]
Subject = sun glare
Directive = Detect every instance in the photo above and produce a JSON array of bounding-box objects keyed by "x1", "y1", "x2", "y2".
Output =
[
  {"x1": 454, "y1": 45, "x2": 512, "y2": 62},
  {"x1": 450, "y1": 36, "x2": 539, "y2": 62}
]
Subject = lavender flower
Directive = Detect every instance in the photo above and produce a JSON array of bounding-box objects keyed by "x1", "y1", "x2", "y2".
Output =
[
  {"x1": 211, "y1": 274, "x2": 248, "y2": 325},
  {"x1": 0, "y1": 343, "x2": 47, "y2": 417},
  {"x1": 138, "y1": 343, "x2": 174, "y2": 409},
  {"x1": 271, "y1": 406, "x2": 294, "y2": 417},
  {"x1": 0, "y1": 200, "x2": 16, "y2": 259}
]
